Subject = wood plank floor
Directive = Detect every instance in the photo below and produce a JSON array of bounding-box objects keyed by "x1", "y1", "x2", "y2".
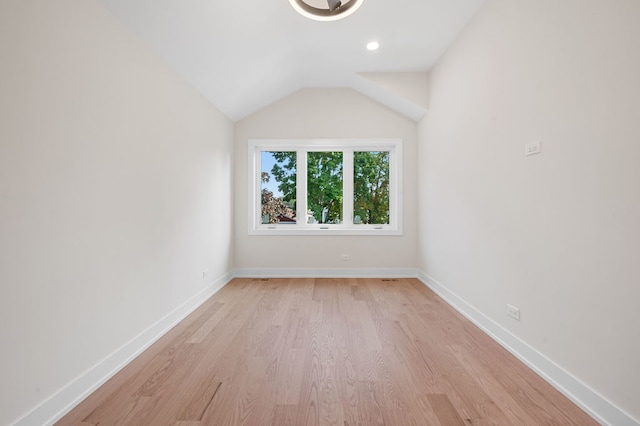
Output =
[{"x1": 57, "y1": 278, "x2": 597, "y2": 425}]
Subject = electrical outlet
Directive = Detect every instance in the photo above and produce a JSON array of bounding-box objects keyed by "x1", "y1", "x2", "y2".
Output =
[
  {"x1": 506, "y1": 304, "x2": 520, "y2": 320},
  {"x1": 340, "y1": 254, "x2": 350, "y2": 261},
  {"x1": 202, "y1": 269, "x2": 209, "y2": 280}
]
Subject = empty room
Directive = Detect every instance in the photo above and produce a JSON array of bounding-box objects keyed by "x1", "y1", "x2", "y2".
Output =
[{"x1": 1, "y1": 0, "x2": 639, "y2": 425}]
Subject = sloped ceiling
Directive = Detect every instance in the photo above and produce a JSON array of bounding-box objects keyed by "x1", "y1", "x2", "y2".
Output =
[{"x1": 98, "y1": 0, "x2": 484, "y2": 121}]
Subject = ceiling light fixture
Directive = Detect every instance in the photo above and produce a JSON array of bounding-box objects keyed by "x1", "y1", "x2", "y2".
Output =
[
  {"x1": 288, "y1": 0, "x2": 365, "y2": 22},
  {"x1": 366, "y1": 41, "x2": 379, "y2": 51}
]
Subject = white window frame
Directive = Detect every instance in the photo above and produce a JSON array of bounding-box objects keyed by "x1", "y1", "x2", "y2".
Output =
[{"x1": 248, "y1": 139, "x2": 402, "y2": 235}]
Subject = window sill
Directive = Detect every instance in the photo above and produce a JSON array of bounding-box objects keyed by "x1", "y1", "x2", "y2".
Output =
[{"x1": 249, "y1": 226, "x2": 402, "y2": 236}]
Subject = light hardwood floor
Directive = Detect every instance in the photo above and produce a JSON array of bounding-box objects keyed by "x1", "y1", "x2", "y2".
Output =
[{"x1": 58, "y1": 278, "x2": 597, "y2": 425}]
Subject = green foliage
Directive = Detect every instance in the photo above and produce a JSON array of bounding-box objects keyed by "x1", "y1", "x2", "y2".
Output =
[
  {"x1": 270, "y1": 152, "x2": 297, "y2": 204},
  {"x1": 354, "y1": 151, "x2": 389, "y2": 224},
  {"x1": 307, "y1": 152, "x2": 343, "y2": 223}
]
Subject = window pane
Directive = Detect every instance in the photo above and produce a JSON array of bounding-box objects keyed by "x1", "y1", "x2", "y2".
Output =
[
  {"x1": 307, "y1": 151, "x2": 343, "y2": 224},
  {"x1": 354, "y1": 151, "x2": 390, "y2": 225},
  {"x1": 261, "y1": 151, "x2": 296, "y2": 224}
]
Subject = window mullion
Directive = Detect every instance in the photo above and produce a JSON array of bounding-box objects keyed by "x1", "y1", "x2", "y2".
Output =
[
  {"x1": 390, "y1": 146, "x2": 400, "y2": 229},
  {"x1": 343, "y1": 150, "x2": 354, "y2": 225},
  {"x1": 296, "y1": 150, "x2": 307, "y2": 228}
]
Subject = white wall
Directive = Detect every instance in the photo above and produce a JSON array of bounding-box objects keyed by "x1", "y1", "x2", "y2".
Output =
[
  {"x1": 234, "y1": 88, "x2": 418, "y2": 272},
  {"x1": 0, "y1": 1, "x2": 234, "y2": 424},
  {"x1": 418, "y1": 0, "x2": 640, "y2": 422}
]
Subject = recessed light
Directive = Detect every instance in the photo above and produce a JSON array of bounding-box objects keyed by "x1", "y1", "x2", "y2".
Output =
[{"x1": 366, "y1": 41, "x2": 379, "y2": 51}]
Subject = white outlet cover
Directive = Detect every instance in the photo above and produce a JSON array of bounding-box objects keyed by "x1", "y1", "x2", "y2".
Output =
[
  {"x1": 507, "y1": 304, "x2": 521, "y2": 320},
  {"x1": 525, "y1": 141, "x2": 541, "y2": 156}
]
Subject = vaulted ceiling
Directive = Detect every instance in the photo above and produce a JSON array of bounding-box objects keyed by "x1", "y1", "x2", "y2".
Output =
[{"x1": 98, "y1": 0, "x2": 484, "y2": 121}]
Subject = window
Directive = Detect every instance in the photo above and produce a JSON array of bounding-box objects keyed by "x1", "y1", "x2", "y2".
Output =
[{"x1": 249, "y1": 139, "x2": 402, "y2": 235}]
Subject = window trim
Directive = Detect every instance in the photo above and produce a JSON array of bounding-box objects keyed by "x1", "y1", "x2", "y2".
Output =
[{"x1": 248, "y1": 139, "x2": 402, "y2": 236}]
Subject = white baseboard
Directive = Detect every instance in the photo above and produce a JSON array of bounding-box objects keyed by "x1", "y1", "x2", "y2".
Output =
[
  {"x1": 233, "y1": 267, "x2": 419, "y2": 279},
  {"x1": 417, "y1": 271, "x2": 639, "y2": 426},
  {"x1": 15, "y1": 269, "x2": 637, "y2": 426},
  {"x1": 14, "y1": 272, "x2": 233, "y2": 426}
]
